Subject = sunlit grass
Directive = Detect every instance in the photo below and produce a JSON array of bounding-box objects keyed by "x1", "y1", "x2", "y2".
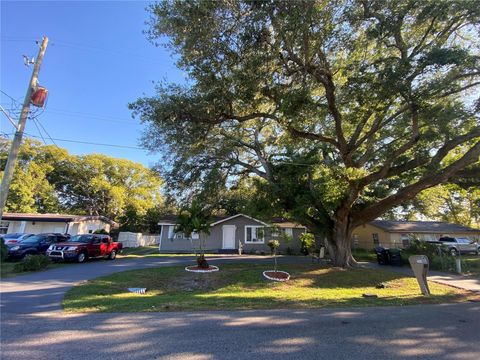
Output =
[{"x1": 63, "y1": 263, "x2": 472, "y2": 313}]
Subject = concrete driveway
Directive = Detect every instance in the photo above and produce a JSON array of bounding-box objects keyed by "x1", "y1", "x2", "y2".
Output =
[{"x1": 1, "y1": 255, "x2": 479, "y2": 359}]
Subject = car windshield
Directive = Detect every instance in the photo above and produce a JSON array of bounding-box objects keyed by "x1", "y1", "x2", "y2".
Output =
[
  {"x1": 457, "y1": 238, "x2": 472, "y2": 244},
  {"x1": 20, "y1": 235, "x2": 44, "y2": 244},
  {"x1": 18, "y1": 234, "x2": 34, "y2": 241},
  {"x1": 69, "y1": 235, "x2": 94, "y2": 243}
]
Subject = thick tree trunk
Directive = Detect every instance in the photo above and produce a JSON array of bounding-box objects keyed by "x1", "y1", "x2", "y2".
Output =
[{"x1": 325, "y1": 217, "x2": 357, "y2": 268}]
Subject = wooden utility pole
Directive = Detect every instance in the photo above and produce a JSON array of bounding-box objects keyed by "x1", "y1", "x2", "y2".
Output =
[{"x1": 0, "y1": 36, "x2": 48, "y2": 219}]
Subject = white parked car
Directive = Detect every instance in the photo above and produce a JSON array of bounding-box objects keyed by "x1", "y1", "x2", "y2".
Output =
[{"x1": 438, "y1": 237, "x2": 479, "y2": 256}]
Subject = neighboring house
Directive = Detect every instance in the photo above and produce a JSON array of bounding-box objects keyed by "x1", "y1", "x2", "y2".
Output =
[
  {"x1": 157, "y1": 214, "x2": 306, "y2": 253},
  {"x1": 353, "y1": 220, "x2": 480, "y2": 249},
  {"x1": 0, "y1": 212, "x2": 115, "y2": 235}
]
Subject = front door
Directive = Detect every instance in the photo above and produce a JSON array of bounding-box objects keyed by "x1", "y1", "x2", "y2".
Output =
[{"x1": 222, "y1": 225, "x2": 236, "y2": 249}]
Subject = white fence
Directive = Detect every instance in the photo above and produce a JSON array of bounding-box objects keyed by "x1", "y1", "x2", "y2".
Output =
[{"x1": 118, "y1": 232, "x2": 160, "y2": 248}]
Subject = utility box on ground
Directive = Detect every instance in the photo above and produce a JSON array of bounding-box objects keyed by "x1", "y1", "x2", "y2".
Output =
[{"x1": 408, "y1": 255, "x2": 430, "y2": 296}]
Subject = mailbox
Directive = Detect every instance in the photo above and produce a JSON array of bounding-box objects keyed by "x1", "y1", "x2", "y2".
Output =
[{"x1": 408, "y1": 255, "x2": 430, "y2": 296}]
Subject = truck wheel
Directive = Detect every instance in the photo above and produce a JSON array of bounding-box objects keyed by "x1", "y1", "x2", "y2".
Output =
[
  {"x1": 108, "y1": 250, "x2": 116, "y2": 260},
  {"x1": 77, "y1": 252, "x2": 87, "y2": 263}
]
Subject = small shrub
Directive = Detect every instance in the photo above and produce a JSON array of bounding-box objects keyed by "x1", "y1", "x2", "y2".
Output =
[
  {"x1": 404, "y1": 239, "x2": 441, "y2": 261},
  {"x1": 267, "y1": 239, "x2": 280, "y2": 255},
  {"x1": 0, "y1": 238, "x2": 8, "y2": 261},
  {"x1": 286, "y1": 247, "x2": 294, "y2": 255},
  {"x1": 403, "y1": 239, "x2": 454, "y2": 272},
  {"x1": 13, "y1": 255, "x2": 51, "y2": 273},
  {"x1": 300, "y1": 232, "x2": 315, "y2": 255},
  {"x1": 93, "y1": 228, "x2": 109, "y2": 235}
]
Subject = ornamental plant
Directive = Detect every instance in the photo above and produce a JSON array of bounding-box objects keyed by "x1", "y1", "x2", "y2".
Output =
[
  {"x1": 175, "y1": 199, "x2": 212, "y2": 268},
  {"x1": 267, "y1": 239, "x2": 280, "y2": 272}
]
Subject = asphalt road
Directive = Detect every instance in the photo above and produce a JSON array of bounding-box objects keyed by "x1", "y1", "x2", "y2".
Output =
[
  {"x1": 1, "y1": 304, "x2": 479, "y2": 360},
  {"x1": 1, "y1": 256, "x2": 479, "y2": 359}
]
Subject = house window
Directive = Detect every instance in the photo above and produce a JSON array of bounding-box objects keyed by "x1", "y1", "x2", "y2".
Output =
[
  {"x1": 271, "y1": 227, "x2": 284, "y2": 237},
  {"x1": 245, "y1": 226, "x2": 264, "y2": 243},
  {"x1": 401, "y1": 234, "x2": 411, "y2": 248},
  {"x1": 167, "y1": 226, "x2": 175, "y2": 239},
  {"x1": 191, "y1": 232, "x2": 199, "y2": 239},
  {"x1": 0, "y1": 221, "x2": 9, "y2": 234},
  {"x1": 372, "y1": 233, "x2": 379, "y2": 246},
  {"x1": 271, "y1": 228, "x2": 293, "y2": 238}
]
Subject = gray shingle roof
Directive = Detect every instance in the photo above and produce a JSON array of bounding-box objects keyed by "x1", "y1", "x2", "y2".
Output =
[
  {"x1": 370, "y1": 220, "x2": 480, "y2": 233},
  {"x1": 1, "y1": 212, "x2": 116, "y2": 225}
]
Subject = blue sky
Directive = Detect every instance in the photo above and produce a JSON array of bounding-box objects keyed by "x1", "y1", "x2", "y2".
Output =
[{"x1": 1, "y1": 0, "x2": 183, "y2": 167}]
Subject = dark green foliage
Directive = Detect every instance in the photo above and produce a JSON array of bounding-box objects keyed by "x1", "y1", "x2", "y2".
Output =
[
  {"x1": 300, "y1": 233, "x2": 316, "y2": 255},
  {"x1": 13, "y1": 255, "x2": 51, "y2": 273},
  {"x1": 403, "y1": 239, "x2": 454, "y2": 272},
  {"x1": 132, "y1": 0, "x2": 480, "y2": 266},
  {"x1": 0, "y1": 139, "x2": 164, "y2": 225},
  {"x1": 176, "y1": 199, "x2": 212, "y2": 267},
  {"x1": 93, "y1": 229, "x2": 109, "y2": 235},
  {"x1": 404, "y1": 239, "x2": 444, "y2": 262},
  {"x1": 0, "y1": 238, "x2": 8, "y2": 261}
]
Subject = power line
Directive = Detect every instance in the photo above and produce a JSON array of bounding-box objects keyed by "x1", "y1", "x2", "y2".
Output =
[
  {"x1": 45, "y1": 108, "x2": 140, "y2": 125},
  {"x1": 24, "y1": 133, "x2": 145, "y2": 150},
  {"x1": 1, "y1": 36, "x2": 170, "y2": 65},
  {"x1": 33, "y1": 118, "x2": 57, "y2": 147},
  {"x1": 32, "y1": 118, "x2": 47, "y2": 145}
]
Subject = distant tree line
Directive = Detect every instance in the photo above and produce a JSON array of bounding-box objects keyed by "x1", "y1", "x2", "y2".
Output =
[{"x1": 0, "y1": 139, "x2": 166, "y2": 233}]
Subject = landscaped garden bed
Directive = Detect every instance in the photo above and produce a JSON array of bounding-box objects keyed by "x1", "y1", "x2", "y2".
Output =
[
  {"x1": 63, "y1": 263, "x2": 474, "y2": 313},
  {"x1": 263, "y1": 270, "x2": 290, "y2": 281},
  {"x1": 185, "y1": 265, "x2": 219, "y2": 273}
]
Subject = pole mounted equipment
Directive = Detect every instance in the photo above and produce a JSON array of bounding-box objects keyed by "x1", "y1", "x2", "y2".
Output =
[{"x1": 0, "y1": 36, "x2": 49, "y2": 220}]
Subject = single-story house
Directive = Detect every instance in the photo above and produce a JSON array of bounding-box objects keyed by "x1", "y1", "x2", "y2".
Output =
[
  {"x1": 0, "y1": 212, "x2": 115, "y2": 236},
  {"x1": 353, "y1": 220, "x2": 480, "y2": 249},
  {"x1": 157, "y1": 214, "x2": 306, "y2": 253}
]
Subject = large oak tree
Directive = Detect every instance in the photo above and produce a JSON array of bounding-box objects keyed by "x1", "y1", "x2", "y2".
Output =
[{"x1": 132, "y1": 0, "x2": 480, "y2": 266}]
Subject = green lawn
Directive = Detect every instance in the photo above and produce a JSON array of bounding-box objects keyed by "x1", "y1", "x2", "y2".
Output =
[
  {"x1": 461, "y1": 256, "x2": 480, "y2": 276},
  {"x1": 351, "y1": 249, "x2": 377, "y2": 263},
  {"x1": 63, "y1": 263, "x2": 471, "y2": 313}
]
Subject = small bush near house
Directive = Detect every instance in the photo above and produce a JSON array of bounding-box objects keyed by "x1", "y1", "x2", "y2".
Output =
[
  {"x1": 300, "y1": 233, "x2": 315, "y2": 255},
  {"x1": 93, "y1": 229, "x2": 109, "y2": 235},
  {"x1": 0, "y1": 238, "x2": 8, "y2": 261},
  {"x1": 13, "y1": 255, "x2": 51, "y2": 273},
  {"x1": 403, "y1": 239, "x2": 454, "y2": 272}
]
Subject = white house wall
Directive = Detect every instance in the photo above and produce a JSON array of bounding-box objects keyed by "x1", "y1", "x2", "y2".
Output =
[
  {"x1": 72, "y1": 220, "x2": 111, "y2": 235},
  {"x1": 21, "y1": 221, "x2": 68, "y2": 234},
  {"x1": 7, "y1": 219, "x2": 110, "y2": 235}
]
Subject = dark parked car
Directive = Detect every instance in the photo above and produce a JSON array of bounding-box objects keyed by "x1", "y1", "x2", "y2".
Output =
[
  {"x1": 1, "y1": 233, "x2": 34, "y2": 244},
  {"x1": 6, "y1": 233, "x2": 70, "y2": 260}
]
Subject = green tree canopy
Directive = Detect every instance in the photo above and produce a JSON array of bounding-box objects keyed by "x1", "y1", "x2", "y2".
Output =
[
  {"x1": 1, "y1": 139, "x2": 165, "y2": 227},
  {"x1": 131, "y1": 0, "x2": 480, "y2": 266}
]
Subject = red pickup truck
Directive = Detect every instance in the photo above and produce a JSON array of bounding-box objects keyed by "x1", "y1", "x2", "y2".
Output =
[{"x1": 46, "y1": 234, "x2": 122, "y2": 263}]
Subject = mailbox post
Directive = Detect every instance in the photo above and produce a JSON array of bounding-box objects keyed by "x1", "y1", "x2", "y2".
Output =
[{"x1": 408, "y1": 255, "x2": 430, "y2": 296}]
